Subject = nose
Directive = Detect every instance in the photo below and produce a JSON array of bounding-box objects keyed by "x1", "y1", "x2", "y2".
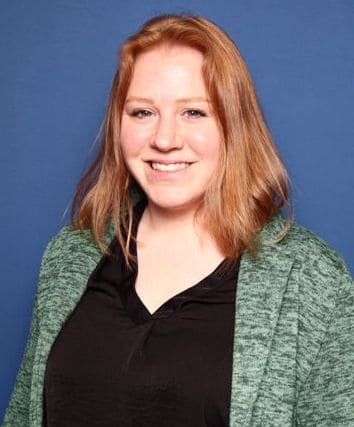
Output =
[{"x1": 151, "y1": 115, "x2": 183, "y2": 151}]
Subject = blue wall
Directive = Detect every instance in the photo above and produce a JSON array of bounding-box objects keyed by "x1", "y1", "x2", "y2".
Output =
[{"x1": 1, "y1": 0, "x2": 353, "y2": 418}]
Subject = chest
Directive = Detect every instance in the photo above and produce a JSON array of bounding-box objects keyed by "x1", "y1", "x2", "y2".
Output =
[
  {"x1": 134, "y1": 239, "x2": 226, "y2": 314},
  {"x1": 43, "y1": 249, "x2": 239, "y2": 426},
  {"x1": 34, "y1": 240, "x2": 299, "y2": 426}
]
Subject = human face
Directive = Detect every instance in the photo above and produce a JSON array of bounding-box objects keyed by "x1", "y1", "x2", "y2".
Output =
[{"x1": 120, "y1": 45, "x2": 221, "y2": 215}]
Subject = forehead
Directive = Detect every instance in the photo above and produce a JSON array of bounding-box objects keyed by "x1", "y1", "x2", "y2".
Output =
[
  {"x1": 133, "y1": 43, "x2": 204, "y2": 65},
  {"x1": 127, "y1": 45, "x2": 207, "y2": 98}
]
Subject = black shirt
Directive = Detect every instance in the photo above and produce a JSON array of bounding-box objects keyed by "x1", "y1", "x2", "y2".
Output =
[{"x1": 44, "y1": 203, "x2": 240, "y2": 426}]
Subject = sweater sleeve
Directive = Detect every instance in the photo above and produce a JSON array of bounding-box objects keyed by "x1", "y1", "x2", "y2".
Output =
[
  {"x1": 2, "y1": 305, "x2": 40, "y2": 426},
  {"x1": 296, "y1": 264, "x2": 354, "y2": 426},
  {"x1": 1, "y1": 231, "x2": 64, "y2": 426}
]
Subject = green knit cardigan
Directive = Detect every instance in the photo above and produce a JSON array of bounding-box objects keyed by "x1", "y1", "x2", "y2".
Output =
[{"x1": 2, "y1": 212, "x2": 354, "y2": 426}]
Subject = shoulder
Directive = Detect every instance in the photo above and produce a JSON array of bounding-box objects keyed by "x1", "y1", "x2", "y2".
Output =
[
  {"x1": 259, "y1": 212, "x2": 352, "y2": 327},
  {"x1": 39, "y1": 226, "x2": 93, "y2": 275},
  {"x1": 265, "y1": 213, "x2": 352, "y2": 348},
  {"x1": 38, "y1": 222, "x2": 115, "y2": 283},
  {"x1": 33, "y1": 223, "x2": 115, "y2": 315},
  {"x1": 261, "y1": 211, "x2": 351, "y2": 282}
]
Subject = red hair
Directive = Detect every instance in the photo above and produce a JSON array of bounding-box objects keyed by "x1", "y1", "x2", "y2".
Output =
[{"x1": 71, "y1": 14, "x2": 292, "y2": 262}]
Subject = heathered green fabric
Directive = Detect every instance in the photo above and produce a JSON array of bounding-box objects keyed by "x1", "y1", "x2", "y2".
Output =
[{"x1": 2, "y1": 212, "x2": 354, "y2": 426}]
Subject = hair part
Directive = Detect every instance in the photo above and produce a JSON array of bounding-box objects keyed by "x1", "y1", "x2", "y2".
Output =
[{"x1": 71, "y1": 14, "x2": 293, "y2": 263}]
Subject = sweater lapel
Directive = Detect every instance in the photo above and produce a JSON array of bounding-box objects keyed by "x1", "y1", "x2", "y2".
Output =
[
  {"x1": 229, "y1": 214, "x2": 294, "y2": 426},
  {"x1": 30, "y1": 226, "x2": 115, "y2": 424}
]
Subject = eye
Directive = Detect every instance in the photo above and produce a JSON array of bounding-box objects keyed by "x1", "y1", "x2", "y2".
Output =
[
  {"x1": 184, "y1": 109, "x2": 207, "y2": 119},
  {"x1": 130, "y1": 109, "x2": 153, "y2": 119}
]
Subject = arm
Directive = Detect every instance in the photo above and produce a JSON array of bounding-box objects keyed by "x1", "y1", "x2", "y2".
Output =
[
  {"x1": 2, "y1": 307, "x2": 40, "y2": 426},
  {"x1": 296, "y1": 266, "x2": 354, "y2": 426},
  {"x1": 2, "y1": 232, "x2": 63, "y2": 426}
]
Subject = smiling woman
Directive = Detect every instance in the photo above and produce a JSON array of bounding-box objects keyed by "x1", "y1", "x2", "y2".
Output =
[
  {"x1": 3, "y1": 14, "x2": 354, "y2": 427},
  {"x1": 71, "y1": 14, "x2": 292, "y2": 266}
]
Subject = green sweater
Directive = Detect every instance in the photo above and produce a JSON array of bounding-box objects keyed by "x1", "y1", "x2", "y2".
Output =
[{"x1": 2, "y1": 212, "x2": 354, "y2": 426}]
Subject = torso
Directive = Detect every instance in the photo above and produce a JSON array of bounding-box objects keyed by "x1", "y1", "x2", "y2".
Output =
[{"x1": 43, "y1": 201, "x2": 240, "y2": 426}]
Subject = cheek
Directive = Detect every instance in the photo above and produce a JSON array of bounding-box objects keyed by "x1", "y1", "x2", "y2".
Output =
[
  {"x1": 188, "y1": 126, "x2": 221, "y2": 160},
  {"x1": 120, "y1": 121, "x2": 149, "y2": 158}
]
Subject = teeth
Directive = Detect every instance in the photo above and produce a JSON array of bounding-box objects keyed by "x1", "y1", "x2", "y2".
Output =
[{"x1": 151, "y1": 162, "x2": 190, "y2": 172}]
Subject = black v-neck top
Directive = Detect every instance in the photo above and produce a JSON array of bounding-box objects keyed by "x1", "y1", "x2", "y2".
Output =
[{"x1": 44, "y1": 202, "x2": 240, "y2": 426}]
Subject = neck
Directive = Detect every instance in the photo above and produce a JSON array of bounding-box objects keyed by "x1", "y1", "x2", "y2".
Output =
[
  {"x1": 137, "y1": 201, "x2": 224, "y2": 258},
  {"x1": 143, "y1": 201, "x2": 200, "y2": 235}
]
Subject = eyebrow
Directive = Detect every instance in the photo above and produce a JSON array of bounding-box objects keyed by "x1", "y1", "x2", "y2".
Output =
[{"x1": 125, "y1": 96, "x2": 210, "y2": 104}]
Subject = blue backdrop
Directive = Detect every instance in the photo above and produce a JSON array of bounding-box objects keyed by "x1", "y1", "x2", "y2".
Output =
[{"x1": 1, "y1": 0, "x2": 353, "y2": 418}]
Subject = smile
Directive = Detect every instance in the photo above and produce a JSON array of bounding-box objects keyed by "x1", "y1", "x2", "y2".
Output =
[{"x1": 150, "y1": 162, "x2": 192, "y2": 172}]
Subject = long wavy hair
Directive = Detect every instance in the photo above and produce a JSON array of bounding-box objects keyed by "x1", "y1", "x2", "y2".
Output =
[{"x1": 71, "y1": 14, "x2": 292, "y2": 263}]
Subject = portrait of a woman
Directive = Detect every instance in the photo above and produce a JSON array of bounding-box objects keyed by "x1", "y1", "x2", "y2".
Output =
[{"x1": 3, "y1": 14, "x2": 353, "y2": 427}]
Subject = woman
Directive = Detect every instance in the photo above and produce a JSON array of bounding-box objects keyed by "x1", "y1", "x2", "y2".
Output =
[{"x1": 3, "y1": 14, "x2": 353, "y2": 427}]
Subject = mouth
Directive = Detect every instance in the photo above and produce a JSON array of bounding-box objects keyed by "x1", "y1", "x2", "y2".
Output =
[{"x1": 148, "y1": 161, "x2": 193, "y2": 172}]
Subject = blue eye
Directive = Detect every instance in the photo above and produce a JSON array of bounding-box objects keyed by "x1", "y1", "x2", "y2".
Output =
[
  {"x1": 185, "y1": 109, "x2": 207, "y2": 118},
  {"x1": 131, "y1": 109, "x2": 152, "y2": 118}
]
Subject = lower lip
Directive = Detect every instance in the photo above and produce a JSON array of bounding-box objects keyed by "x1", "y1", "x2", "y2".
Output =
[{"x1": 146, "y1": 163, "x2": 193, "y2": 180}]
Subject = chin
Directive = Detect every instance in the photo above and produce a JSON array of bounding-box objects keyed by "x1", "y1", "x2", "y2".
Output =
[{"x1": 147, "y1": 193, "x2": 203, "y2": 214}]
